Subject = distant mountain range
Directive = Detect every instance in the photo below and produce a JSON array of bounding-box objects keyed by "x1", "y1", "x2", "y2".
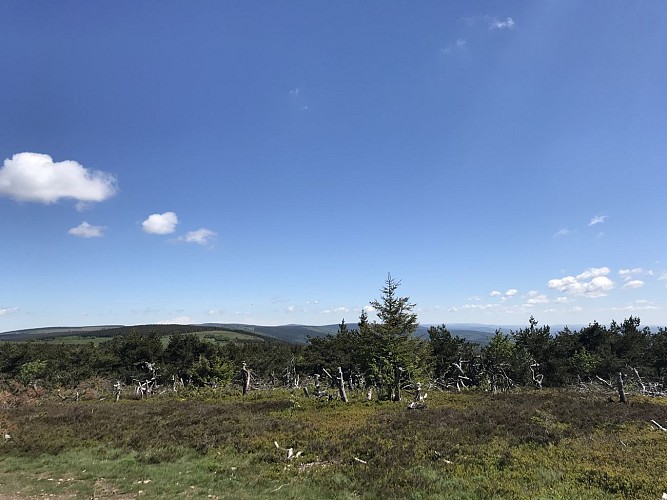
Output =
[{"x1": 0, "y1": 322, "x2": 537, "y2": 344}]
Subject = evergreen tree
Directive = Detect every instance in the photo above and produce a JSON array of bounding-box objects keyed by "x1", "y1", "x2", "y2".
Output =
[{"x1": 359, "y1": 274, "x2": 423, "y2": 401}]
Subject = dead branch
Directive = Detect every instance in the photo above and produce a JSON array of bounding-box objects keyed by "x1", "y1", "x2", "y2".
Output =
[
  {"x1": 530, "y1": 363, "x2": 544, "y2": 390},
  {"x1": 274, "y1": 441, "x2": 303, "y2": 460},
  {"x1": 595, "y1": 375, "x2": 614, "y2": 389},
  {"x1": 337, "y1": 367, "x2": 348, "y2": 403},
  {"x1": 632, "y1": 367, "x2": 646, "y2": 394},
  {"x1": 651, "y1": 419, "x2": 667, "y2": 432}
]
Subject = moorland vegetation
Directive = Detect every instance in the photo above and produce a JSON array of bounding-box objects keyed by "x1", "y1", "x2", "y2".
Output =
[{"x1": 0, "y1": 275, "x2": 666, "y2": 498}]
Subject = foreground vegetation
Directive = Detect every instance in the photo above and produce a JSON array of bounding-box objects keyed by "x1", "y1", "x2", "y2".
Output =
[
  {"x1": 0, "y1": 388, "x2": 666, "y2": 499},
  {"x1": 1, "y1": 276, "x2": 666, "y2": 498}
]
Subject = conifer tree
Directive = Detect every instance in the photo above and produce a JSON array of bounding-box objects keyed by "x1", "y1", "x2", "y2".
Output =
[{"x1": 359, "y1": 274, "x2": 423, "y2": 401}]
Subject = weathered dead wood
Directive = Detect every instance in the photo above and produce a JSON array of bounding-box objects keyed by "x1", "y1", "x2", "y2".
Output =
[
  {"x1": 651, "y1": 419, "x2": 667, "y2": 432},
  {"x1": 616, "y1": 372, "x2": 627, "y2": 403},
  {"x1": 414, "y1": 382, "x2": 427, "y2": 402},
  {"x1": 274, "y1": 441, "x2": 303, "y2": 460},
  {"x1": 337, "y1": 367, "x2": 348, "y2": 403},
  {"x1": 113, "y1": 381, "x2": 122, "y2": 402},
  {"x1": 530, "y1": 363, "x2": 544, "y2": 390},
  {"x1": 632, "y1": 367, "x2": 646, "y2": 394},
  {"x1": 241, "y1": 362, "x2": 251, "y2": 395},
  {"x1": 595, "y1": 375, "x2": 614, "y2": 389}
]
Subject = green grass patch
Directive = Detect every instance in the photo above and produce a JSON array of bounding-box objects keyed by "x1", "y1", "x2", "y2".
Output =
[{"x1": 1, "y1": 389, "x2": 666, "y2": 498}]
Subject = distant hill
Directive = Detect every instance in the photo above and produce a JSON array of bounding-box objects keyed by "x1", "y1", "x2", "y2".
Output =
[
  {"x1": 0, "y1": 324, "x2": 276, "y2": 343},
  {"x1": 202, "y1": 323, "x2": 499, "y2": 345},
  {"x1": 1, "y1": 322, "x2": 612, "y2": 345}
]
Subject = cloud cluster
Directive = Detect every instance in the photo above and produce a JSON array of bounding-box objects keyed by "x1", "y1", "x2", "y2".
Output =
[
  {"x1": 68, "y1": 222, "x2": 105, "y2": 238},
  {"x1": 0, "y1": 153, "x2": 117, "y2": 204},
  {"x1": 547, "y1": 267, "x2": 615, "y2": 298},
  {"x1": 489, "y1": 17, "x2": 515, "y2": 30},
  {"x1": 489, "y1": 289, "x2": 517, "y2": 301}
]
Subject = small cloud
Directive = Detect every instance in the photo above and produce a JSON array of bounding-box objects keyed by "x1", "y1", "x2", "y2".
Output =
[
  {"x1": 489, "y1": 290, "x2": 502, "y2": 297},
  {"x1": 363, "y1": 305, "x2": 376, "y2": 314},
  {"x1": 505, "y1": 289, "x2": 518, "y2": 297},
  {"x1": 554, "y1": 228, "x2": 570, "y2": 237},
  {"x1": 68, "y1": 221, "x2": 105, "y2": 238},
  {"x1": 0, "y1": 152, "x2": 117, "y2": 204},
  {"x1": 76, "y1": 201, "x2": 93, "y2": 212},
  {"x1": 612, "y1": 301, "x2": 658, "y2": 312},
  {"x1": 142, "y1": 212, "x2": 178, "y2": 235},
  {"x1": 589, "y1": 214, "x2": 608, "y2": 226},
  {"x1": 526, "y1": 292, "x2": 548, "y2": 305},
  {"x1": 289, "y1": 88, "x2": 300, "y2": 97},
  {"x1": 623, "y1": 280, "x2": 644, "y2": 289},
  {"x1": 178, "y1": 228, "x2": 216, "y2": 246},
  {"x1": 321, "y1": 306, "x2": 350, "y2": 315},
  {"x1": 555, "y1": 297, "x2": 569, "y2": 303},
  {"x1": 441, "y1": 38, "x2": 467, "y2": 54},
  {"x1": 0, "y1": 307, "x2": 19, "y2": 316},
  {"x1": 462, "y1": 303, "x2": 500, "y2": 311},
  {"x1": 157, "y1": 316, "x2": 193, "y2": 325},
  {"x1": 489, "y1": 17, "x2": 515, "y2": 30}
]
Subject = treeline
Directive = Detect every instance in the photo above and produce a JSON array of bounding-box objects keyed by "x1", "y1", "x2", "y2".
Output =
[
  {"x1": 306, "y1": 315, "x2": 667, "y2": 394},
  {"x1": 1, "y1": 275, "x2": 665, "y2": 395},
  {"x1": 0, "y1": 317, "x2": 665, "y2": 393},
  {"x1": 0, "y1": 331, "x2": 302, "y2": 389}
]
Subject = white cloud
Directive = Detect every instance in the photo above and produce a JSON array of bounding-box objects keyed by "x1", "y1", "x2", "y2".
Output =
[
  {"x1": 612, "y1": 300, "x2": 658, "y2": 312},
  {"x1": 462, "y1": 303, "x2": 500, "y2": 310},
  {"x1": 554, "y1": 228, "x2": 570, "y2": 237},
  {"x1": 441, "y1": 38, "x2": 467, "y2": 54},
  {"x1": 618, "y1": 268, "x2": 652, "y2": 282},
  {"x1": 576, "y1": 267, "x2": 610, "y2": 280},
  {"x1": 505, "y1": 289, "x2": 518, "y2": 297},
  {"x1": 489, "y1": 17, "x2": 515, "y2": 30},
  {"x1": 589, "y1": 214, "x2": 608, "y2": 226},
  {"x1": 157, "y1": 316, "x2": 193, "y2": 325},
  {"x1": 0, "y1": 307, "x2": 19, "y2": 316},
  {"x1": 623, "y1": 280, "x2": 644, "y2": 289},
  {"x1": 547, "y1": 267, "x2": 615, "y2": 298},
  {"x1": 178, "y1": 228, "x2": 216, "y2": 245},
  {"x1": 363, "y1": 305, "x2": 376, "y2": 314},
  {"x1": 489, "y1": 290, "x2": 502, "y2": 297},
  {"x1": 321, "y1": 306, "x2": 350, "y2": 315},
  {"x1": 68, "y1": 221, "x2": 105, "y2": 238},
  {"x1": 555, "y1": 296, "x2": 569, "y2": 303},
  {"x1": 0, "y1": 152, "x2": 117, "y2": 204},
  {"x1": 142, "y1": 212, "x2": 178, "y2": 234},
  {"x1": 526, "y1": 291, "x2": 548, "y2": 304}
]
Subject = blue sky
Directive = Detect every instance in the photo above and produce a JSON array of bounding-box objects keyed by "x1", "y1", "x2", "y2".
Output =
[{"x1": 1, "y1": 1, "x2": 666, "y2": 332}]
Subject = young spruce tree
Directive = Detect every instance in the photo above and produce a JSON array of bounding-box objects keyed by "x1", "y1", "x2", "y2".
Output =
[{"x1": 359, "y1": 274, "x2": 423, "y2": 401}]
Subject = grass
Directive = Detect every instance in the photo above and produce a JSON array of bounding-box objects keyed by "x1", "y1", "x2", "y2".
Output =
[{"x1": 0, "y1": 388, "x2": 666, "y2": 498}]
